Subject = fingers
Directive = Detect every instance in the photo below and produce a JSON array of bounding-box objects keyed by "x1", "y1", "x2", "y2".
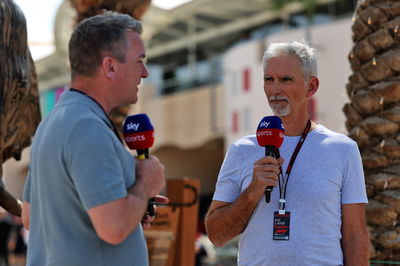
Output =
[
  {"x1": 153, "y1": 195, "x2": 169, "y2": 204},
  {"x1": 142, "y1": 213, "x2": 155, "y2": 223},
  {"x1": 142, "y1": 211, "x2": 156, "y2": 230},
  {"x1": 142, "y1": 221, "x2": 151, "y2": 230},
  {"x1": 252, "y1": 170, "x2": 278, "y2": 187},
  {"x1": 251, "y1": 156, "x2": 281, "y2": 191},
  {"x1": 254, "y1": 164, "x2": 280, "y2": 175},
  {"x1": 254, "y1": 156, "x2": 280, "y2": 167},
  {"x1": 141, "y1": 196, "x2": 169, "y2": 230}
]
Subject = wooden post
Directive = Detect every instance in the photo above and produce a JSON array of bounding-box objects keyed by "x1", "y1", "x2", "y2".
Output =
[
  {"x1": 145, "y1": 206, "x2": 180, "y2": 266},
  {"x1": 166, "y1": 178, "x2": 200, "y2": 266}
]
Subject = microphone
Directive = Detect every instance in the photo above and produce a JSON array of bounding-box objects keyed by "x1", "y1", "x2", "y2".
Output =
[
  {"x1": 123, "y1": 113, "x2": 156, "y2": 216},
  {"x1": 256, "y1": 116, "x2": 285, "y2": 203}
]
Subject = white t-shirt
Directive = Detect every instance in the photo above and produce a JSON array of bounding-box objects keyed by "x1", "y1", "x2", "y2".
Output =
[{"x1": 213, "y1": 124, "x2": 368, "y2": 266}]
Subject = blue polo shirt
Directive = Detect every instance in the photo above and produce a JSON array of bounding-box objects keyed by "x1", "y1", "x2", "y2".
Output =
[{"x1": 24, "y1": 90, "x2": 148, "y2": 266}]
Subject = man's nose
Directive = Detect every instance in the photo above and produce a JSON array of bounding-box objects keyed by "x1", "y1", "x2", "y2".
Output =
[{"x1": 142, "y1": 65, "x2": 149, "y2": 78}]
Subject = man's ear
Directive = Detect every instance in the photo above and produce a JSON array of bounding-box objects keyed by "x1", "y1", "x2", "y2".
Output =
[
  {"x1": 102, "y1": 56, "x2": 116, "y2": 80},
  {"x1": 306, "y1": 76, "x2": 319, "y2": 97}
]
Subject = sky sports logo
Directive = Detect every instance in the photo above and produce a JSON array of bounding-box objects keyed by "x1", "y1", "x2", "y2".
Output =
[
  {"x1": 257, "y1": 130, "x2": 284, "y2": 138},
  {"x1": 124, "y1": 135, "x2": 146, "y2": 142},
  {"x1": 126, "y1": 122, "x2": 140, "y2": 131},
  {"x1": 259, "y1": 121, "x2": 284, "y2": 129}
]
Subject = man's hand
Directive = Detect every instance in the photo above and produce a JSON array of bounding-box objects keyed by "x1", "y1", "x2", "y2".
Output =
[
  {"x1": 247, "y1": 156, "x2": 283, "y2": 201},
  {"x1": 135, "y1": 155, "x2": 166, "y2": 199},
  {"x1": 141, "y1": 195, "x2": 169, "y2": 230}
]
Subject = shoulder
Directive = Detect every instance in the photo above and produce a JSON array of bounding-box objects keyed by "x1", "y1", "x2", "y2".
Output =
[
  {"x1": 312, "y1": 124, "x2": 357, "y2": 148},
  {"x1": 230, "y1": 134, "x2": 259, "y2": 150},
  {"x1": 224, "y1": 134, "x2": 261, "y2": 162}
]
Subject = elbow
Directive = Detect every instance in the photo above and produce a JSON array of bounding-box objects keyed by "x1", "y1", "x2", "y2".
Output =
[
  {"x1": 205, "y1": 223, "x2": 227, "y2": 247},
  {"x1": 208, "y1": 237, "x2": 226, "y2": 248},
  {"x1": 97, "y1": 227, "x2": 129, "y2": 245}
]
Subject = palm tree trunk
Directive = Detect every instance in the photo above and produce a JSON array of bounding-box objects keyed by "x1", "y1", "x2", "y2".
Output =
[{"x1": 344, "y1": 0, "x2": 400, "y2": 261}]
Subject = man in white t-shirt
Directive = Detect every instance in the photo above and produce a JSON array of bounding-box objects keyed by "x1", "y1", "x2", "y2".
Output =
[{"x1": 205, "y1": 41, "x2": 369, "y2": 266}]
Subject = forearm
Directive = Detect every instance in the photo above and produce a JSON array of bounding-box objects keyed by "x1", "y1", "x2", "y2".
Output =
[
  {"x1": 0, "y1": 186, "x2": 22, "y2": 217},
  {"x1": 22, "y1": 201, "x2": 30, "y2": 229},
  {"x1": 120, "y1": 182, "x2": 150, "y2": 233},
  {"x1": 206, "y1": 188, "x2": 260, "y2": 247},
  {"x1": 89, "y1": 182, "x2": 150, "y2": 245},
  {"x1": 342, "y1": 230, "x2": 369, "y2": 265}
]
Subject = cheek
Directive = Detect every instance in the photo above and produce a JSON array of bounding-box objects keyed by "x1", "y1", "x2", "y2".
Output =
[{"x1": 263, "y1": 84, "x2": 271, "y2": 96}]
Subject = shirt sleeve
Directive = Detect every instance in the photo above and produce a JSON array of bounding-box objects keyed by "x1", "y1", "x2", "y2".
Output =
[
  {"x1": 67, "y1": 119, "x2": 132, "y2": 210},
  {"x1": 212, "y1": 143, "x2": 242, "y2": 203},
  {"x1": 341, "y1": 140, "x2": 368, "y2": 204}
]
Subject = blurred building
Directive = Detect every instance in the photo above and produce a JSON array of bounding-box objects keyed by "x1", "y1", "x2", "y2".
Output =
[{"x1": 4, "y1": 0, "x2": 357, "y2": 218}]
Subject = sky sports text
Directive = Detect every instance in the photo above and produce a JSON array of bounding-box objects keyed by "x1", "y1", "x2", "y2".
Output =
[
  {"x1": 257, "y1": 131, "x2": 284, "y2": 138},
  {"x1": 126, "y1": 122, "x2": 140, "y2": 131},
  {"x1": 124, "y1": 135, "x2": 146, "y2": 142}
]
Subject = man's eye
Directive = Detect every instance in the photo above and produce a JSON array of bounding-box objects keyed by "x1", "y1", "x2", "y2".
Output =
[
  {"x1": 282, "y1": 76, "x2": 293, "y2": 82},
  {"x1": 264, "y1": 77, "x2": 273, "y2": 82}
]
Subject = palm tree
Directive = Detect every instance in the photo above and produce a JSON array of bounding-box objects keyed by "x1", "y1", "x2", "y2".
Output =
[
  {"x1": 0, "y1": 0, "x2": 41, "y2": 216},
  {"x1": 344, "y1": 0, "x2": 400, "y2": 261}
]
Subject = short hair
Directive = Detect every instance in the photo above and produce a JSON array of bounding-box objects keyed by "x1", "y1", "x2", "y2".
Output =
[
  {"x1": 69, "y1": 12, "x2": 142, "y2": 78},
  {"x1": 262, "y1": 41, "x2": 318, "y2": 80}
]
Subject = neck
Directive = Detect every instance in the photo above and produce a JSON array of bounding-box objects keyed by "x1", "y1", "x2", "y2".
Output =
[
  {"x1": 280, "y1": 113, "x2": 314, "y2": 136},
  {"x1": 70, "y1": 77, "x2": 114, "y2": 113}
]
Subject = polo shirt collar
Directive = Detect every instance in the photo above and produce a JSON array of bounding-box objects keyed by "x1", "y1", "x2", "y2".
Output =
[{"x1": 58, "y1": 89, "x2": 113, "y2": 129}]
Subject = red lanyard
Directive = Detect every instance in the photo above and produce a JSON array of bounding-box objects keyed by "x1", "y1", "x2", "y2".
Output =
[{"x1": 278, "y1": 120, "x2": 311, "y2": 213}]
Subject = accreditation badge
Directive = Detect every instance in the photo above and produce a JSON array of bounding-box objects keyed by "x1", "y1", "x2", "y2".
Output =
[{"x1": 273, "y1": 211, "x2": 290, "y2": 240}]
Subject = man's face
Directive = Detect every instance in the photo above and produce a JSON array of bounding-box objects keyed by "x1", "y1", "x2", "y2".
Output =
[
  {"x1": 116, "y1": 31, "x2": 148, "y2": 104},
  {"x1": 263, "y1": 55, "x2": 309, "y2": 117}
]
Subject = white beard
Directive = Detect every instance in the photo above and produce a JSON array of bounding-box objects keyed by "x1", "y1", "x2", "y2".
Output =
[{"x1": 268, "y1": 96, "x2": 291, "y2": 116}]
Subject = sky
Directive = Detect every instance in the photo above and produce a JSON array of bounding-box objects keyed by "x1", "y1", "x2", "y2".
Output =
[{"x1": 13, "y1": 0, "x2": 192, "y2": 60}]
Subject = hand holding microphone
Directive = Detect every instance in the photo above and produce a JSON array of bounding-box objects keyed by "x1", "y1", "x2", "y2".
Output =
[
  {"x1": 256, "y1": 116, "x2": 285, "y2": 203},
  {"x1": 123, "y1": 114, "x2": 165, "y2": 216}
]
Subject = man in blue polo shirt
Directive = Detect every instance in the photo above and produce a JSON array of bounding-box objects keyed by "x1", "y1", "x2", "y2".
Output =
[{"x1": 22, "y1": 12, "x2": 166, "y2": 266}]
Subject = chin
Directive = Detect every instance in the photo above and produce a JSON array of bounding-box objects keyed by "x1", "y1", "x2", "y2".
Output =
[
  {"x1": 271, "y1": 107, "x2": 290, "y2": 117},
  {"x1": 131, "y1": 97, "x2": 138, "y2": 104}
]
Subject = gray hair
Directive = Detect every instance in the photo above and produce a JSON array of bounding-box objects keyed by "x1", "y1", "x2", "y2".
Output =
[
  {"x1": 69, "y1": 12, "x2": 142, "y2": 78},
  {"x1": 262, "y1": 41, "x2": 318, "y2": 81}
]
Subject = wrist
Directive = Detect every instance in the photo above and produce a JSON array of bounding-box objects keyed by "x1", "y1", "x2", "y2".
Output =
[
  {"x1": 128, "y1": 181, "x2": 150, "y2": 203},
  {"x1": 243, "y1": 186, "x2": 263, "y2": 205}
]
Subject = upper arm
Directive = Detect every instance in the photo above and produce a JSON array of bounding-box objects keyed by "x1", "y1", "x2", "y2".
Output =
[
  {"x1": 341, "y1": 203, "x2": 368, "y2": 238},
  {"x1": 213, "y1": 144, "x2": 242, "y2": 203},
  {"x1": 22, "y1": 201, "x2": 30, "y2": 230},
  {"x1": 88, "y1": 198, "x2": 128, "y2": 245},
  {"x1": 341, "y1": 203, "x2": 369, "y2": 264},
  {"x1": 68, "y1": 120, "x2": 131, "y2": 210}
]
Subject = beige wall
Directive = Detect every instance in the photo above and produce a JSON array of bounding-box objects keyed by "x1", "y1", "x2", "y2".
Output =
[
  {"x1": 153, "y1": 138, "x2": 224, "y2": 195},
  {"x1": 137, "y1": 84, "x2": 225, "y2": 150},
  {"x1": 135, "y1": 84, "x2": 226, "y2": 196}
]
